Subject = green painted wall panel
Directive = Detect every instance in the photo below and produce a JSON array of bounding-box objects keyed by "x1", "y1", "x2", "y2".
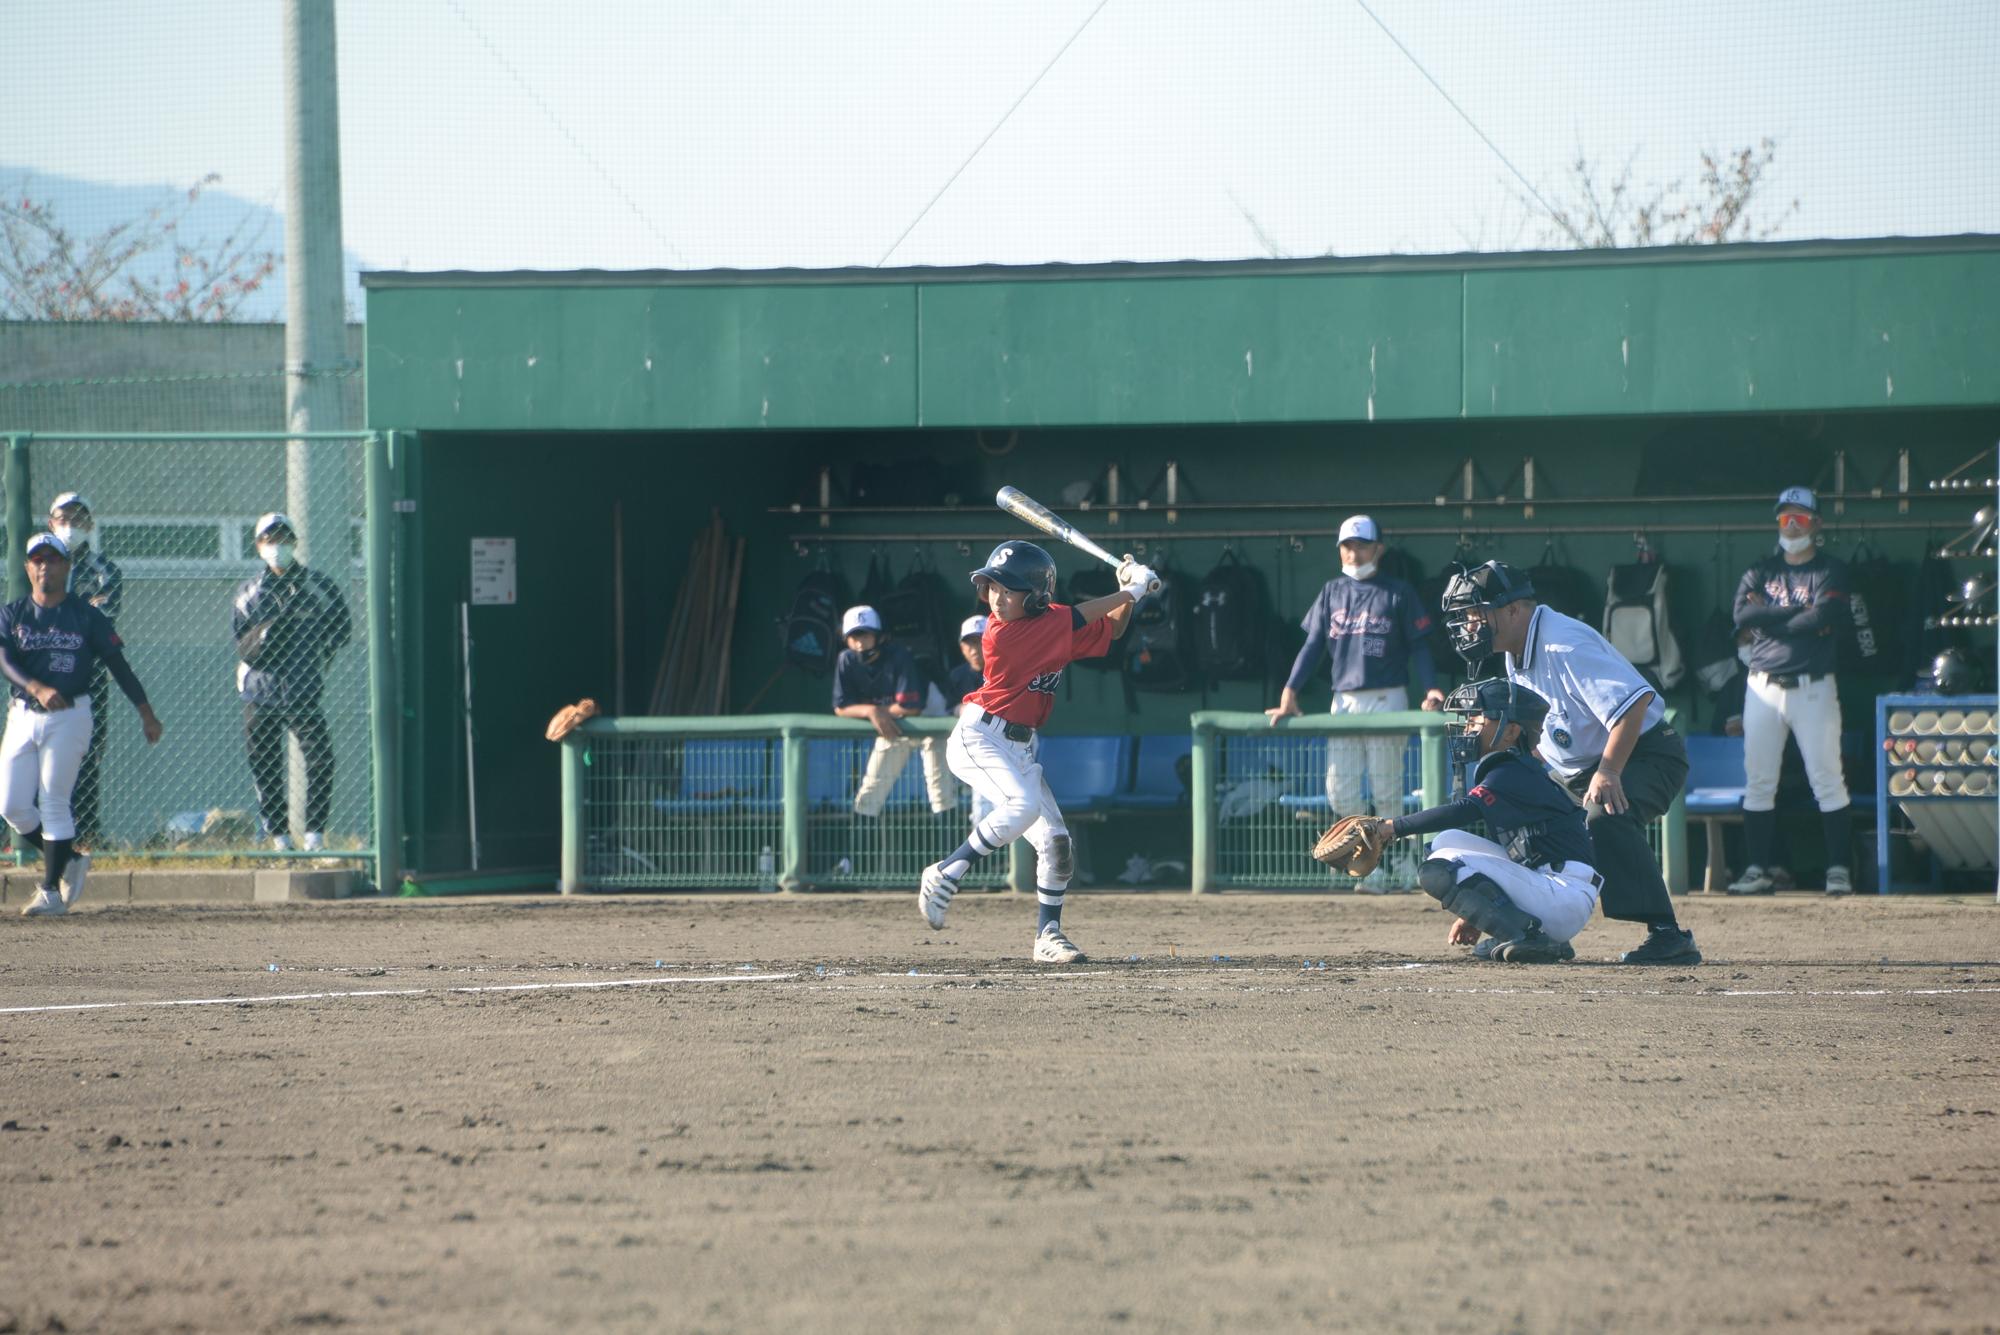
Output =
[
  {"x1": 915, "y1": 274, "x2": 1464, "y2": 426},
  {"x1": 1464, "y1": 252, "x2": 2000, "y2": 416},
  {"x1": 368, "y1": 285, "x2": 918, "y2": 431}
]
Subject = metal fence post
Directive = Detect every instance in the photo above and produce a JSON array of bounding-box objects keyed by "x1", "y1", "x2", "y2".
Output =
[
  {"x1": 1420, "y1": 725, "x2": 1446, "y2": 809},
  {"x1": 559, "y1": 735, "x2": 585, "y2": 893},
  {"x1": 1662, "y1": 791, "x2": 1689, "y2": 895},
  {"x1": 366, "y1": 431, "x2": 400, "y2": 893},
  {"x1": 780, "y1": 726, "x2": 808, "y2": 891},
  {"x1": 5, "y1": 435, "x2": 29, "y2": 603},
  {"x1": 1190, "y1": 722, "x2": 1215, "y2": 893}
]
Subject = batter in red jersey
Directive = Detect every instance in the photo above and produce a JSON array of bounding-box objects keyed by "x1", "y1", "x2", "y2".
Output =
[{"x1": 921, "y1": 540, "x2": 1156, "y2": 962}]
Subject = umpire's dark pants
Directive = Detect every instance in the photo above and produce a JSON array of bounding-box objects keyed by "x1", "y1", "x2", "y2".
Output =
[
  {"x1": 1563, "y1": 722, "x2": 1688, "y2": 924},
  {"x1": 245, "y1": 702, "x2": 335, "y2": 836}
]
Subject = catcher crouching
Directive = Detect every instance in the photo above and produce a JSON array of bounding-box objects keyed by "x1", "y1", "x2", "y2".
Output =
[{"x1": 1314, "y1": 678, "x2": 1601, "y2": 963}]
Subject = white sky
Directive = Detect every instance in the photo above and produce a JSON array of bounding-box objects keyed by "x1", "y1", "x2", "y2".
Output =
[{"x1": 3, "y1": 0, "x2": 1997, "y2": 280}]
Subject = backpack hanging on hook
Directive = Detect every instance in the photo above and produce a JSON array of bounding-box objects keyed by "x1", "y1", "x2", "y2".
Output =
[{"x1": 1604, "y1": 554, "x2": 1685, "y2": 691}]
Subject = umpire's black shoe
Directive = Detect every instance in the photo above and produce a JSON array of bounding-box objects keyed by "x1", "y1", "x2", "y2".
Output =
[
  {"x1": 1617, "y1": 926, "x2": 1702, "y2": 965},
  {"x1": 1491, "y1": 931, "x2": 1575, "y2": 964}
]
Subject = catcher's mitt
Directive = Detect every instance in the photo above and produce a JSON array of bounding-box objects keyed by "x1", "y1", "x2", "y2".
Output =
[
  {"x1": 544, "y1": 698, "x2": 600, "y2": 741},
  {"x1": 1311, "y1": 814, "x2": 1392, "y2": 877}
]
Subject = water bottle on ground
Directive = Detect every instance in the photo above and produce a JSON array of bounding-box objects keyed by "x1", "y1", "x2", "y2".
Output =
[{"x1": 756, "y1": 844, "x2": 779, "y2": 893}]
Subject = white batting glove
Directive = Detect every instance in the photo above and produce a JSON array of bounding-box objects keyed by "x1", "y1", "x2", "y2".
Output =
[{"x1": 1119, "y1": 563, "x2": 1160, "y2": 599}]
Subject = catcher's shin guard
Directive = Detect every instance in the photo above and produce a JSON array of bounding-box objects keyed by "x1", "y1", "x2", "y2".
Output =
[{"x1": 1418, "y1": 859, "x2": 1544, "y2": 946}]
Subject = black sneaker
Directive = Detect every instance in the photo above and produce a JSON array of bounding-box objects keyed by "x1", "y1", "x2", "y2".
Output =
[
  {"x1": 1492, "y1": 931, "x2": 1576, "y2": 964},
  {"x1": 1617, "y1": 926, "x2": 1701, "y2": 965}
]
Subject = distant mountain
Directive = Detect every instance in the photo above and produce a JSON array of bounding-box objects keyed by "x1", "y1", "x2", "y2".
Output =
[{"x1": 1, "y1": 166, "x2": 367, "y2": 322}]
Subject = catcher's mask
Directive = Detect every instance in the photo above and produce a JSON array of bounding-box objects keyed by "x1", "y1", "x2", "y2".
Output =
[
  {"x1": 1444, "y1": 677, "x2": 1551, "y2": 773},
  {"x1": 1439, "y1": 561, "x2": 1536, "y2": 663},
  {"x1": 971, "y1": 541, "x2": 1057, "y2": 616}
]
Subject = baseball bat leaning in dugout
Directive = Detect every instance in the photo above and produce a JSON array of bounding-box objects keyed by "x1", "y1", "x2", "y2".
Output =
[{"x1": 994, "y1": 486, "x2": 1160, "y2": 592}]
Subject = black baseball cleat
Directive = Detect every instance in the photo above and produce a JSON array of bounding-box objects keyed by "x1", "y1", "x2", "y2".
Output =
[
  {"x1": 1491, "y1": 931, "x2": 1576, "y2": 964},
  {"x1": 1617, "y1": 926, "x2": 1702, "y2": 965}
]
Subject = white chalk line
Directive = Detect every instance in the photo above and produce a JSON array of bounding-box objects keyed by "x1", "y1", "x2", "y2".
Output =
[
  {"x1": 5, "y1": 967, "x2": 1997, "y2": 1018},
  {"x1": 0, "y1": 972, "x2": 798, "y2": 1016}
]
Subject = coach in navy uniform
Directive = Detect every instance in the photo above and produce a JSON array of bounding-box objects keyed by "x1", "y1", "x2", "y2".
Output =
[
  {"x1": 1268, "y1": 516, "x2": 1444, "y2": 876},
  {"x1": 47, "y1": 492, "x2": 123, "y2": 848},
  {"x1": 1727, "y1": 486, "x2": 1856, "y2": 895},
  {"x1": 234, "y1": 512, "x2": 352, "y2": 853},
  {"x1": 3, "y1": 533, "x2": 163, "y2": 916},
  {"x1": 1442, "y1": 561, "x2": 1699, "y2": 965}
]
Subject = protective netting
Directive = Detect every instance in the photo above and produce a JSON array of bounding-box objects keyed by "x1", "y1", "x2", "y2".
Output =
[
  {"x1": 1214, "y1": 727, "x2": 1430, "y2": 890},
  {"x1": 5, "y1": 434, "x2": 373, "y2": 861},
  {"x1": 2, "y1": 1, "x2": 1996, "y2": 295}
]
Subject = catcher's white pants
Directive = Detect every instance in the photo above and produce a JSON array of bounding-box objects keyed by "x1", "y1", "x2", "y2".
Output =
[
  {"x1": 1742, "y1": 672, "x2": 1849, "y2": 812},
  {"x1": 945, "y1": 712, "x2": 1071, "y2": 897},
  {"x1": 2, "y1": 695, "x2": 93, "y2": 842},
  {"x1": 1325, "y1": 686, "x2": 1409, "y2": 817},
  {"x1": 1426, "y1": 829, "x2": 1600, "y2": 943},
  {"x1": 853, "y1": 684, "x2": 955, "y2": 816}
]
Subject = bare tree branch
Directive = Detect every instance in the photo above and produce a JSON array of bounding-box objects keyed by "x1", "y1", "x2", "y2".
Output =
[{"x1": 1517, "y1": 139, "x2": 1799, "y2": 250}]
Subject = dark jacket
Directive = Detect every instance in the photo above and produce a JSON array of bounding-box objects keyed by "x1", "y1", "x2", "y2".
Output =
[{"x1": 233, "y1": 565, "x2": 351, "y2": 708}]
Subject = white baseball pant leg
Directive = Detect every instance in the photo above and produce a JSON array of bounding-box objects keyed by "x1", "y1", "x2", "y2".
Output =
[
  {"x1": 852, "y1": 736, "x2": 916, "y2": 816},
  {"x1": 1426, "y1": 829, "x2": 1600, "y2": 943},
  {"x1": 1, "y1": 696, "x2": 94, "y2": 841},
  {"x1": 917, "y1": 683, "x2": 956, "y2": 814},
  {"x1": 1325, "y1": 686, "x2": 1409, "y2": 815},
  {"x1": 1742, "y1": 673, "x2": 1850, "y2": 812},
  {"x1": 946, "y1": 714, "x2": 1073, "y2": 900}
]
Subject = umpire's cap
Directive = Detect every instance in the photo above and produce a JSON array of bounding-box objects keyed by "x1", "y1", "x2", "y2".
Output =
[{"x1": 1440, "y1": 560, "x2": 1536, "y2": 614}]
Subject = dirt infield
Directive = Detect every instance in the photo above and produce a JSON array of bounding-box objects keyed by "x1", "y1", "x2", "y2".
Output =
[{"x1": 2, "y1": 892, "x2": 1996, "y2": 1334}]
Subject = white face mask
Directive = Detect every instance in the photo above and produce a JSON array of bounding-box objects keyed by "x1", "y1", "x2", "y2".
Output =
[
  {"x1": 1341, "y1": 560, "x2": 1378, "y2": 580},
  {"x1": 1777, "y1": 533, "x2": 1814, "y2": 555},
  {"x1": 259, "y1": 541, "x2": 297, "y2": 571},
  {"x1": 1737, "y1": 644, "x2": 1755, "y2": 666},
  {"x1": 51, "y1": 521, "x2": 89, "y2": 548}
]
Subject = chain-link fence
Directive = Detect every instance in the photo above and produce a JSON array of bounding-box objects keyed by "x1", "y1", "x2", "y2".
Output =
[
  {"x1": 0, "y1": 431, "x2": 375, "y2": 864},
  {"x1": 567, "y1": 717, "x2": 1009, "y2": 893}
]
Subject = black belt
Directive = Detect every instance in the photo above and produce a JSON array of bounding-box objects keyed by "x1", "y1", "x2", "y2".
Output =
[
  {"x1": 1557, "y1": 861, "x2": 1605, "y2": 890},
  {"x1": 1755, "y1": 671, "x2": 1830, "y2": 690},
  {"x1": 980, "y1": 711, "x2": 1035, "y2": 743},
  {"x1": 13, "y1": 692, "x2": 88, "y2": 714}
]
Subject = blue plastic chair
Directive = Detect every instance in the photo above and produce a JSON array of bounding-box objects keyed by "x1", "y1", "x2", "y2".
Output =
[
  {"x1": 1038, "y1": 735, "x2": 1129, "y2": 813},
  {"x1": 1118, "y1": 734, "x2": 1193, "y2": 808}
]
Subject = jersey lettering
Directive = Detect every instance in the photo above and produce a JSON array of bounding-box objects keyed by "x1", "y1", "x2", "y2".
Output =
[{"x1": 1027, "y1": 670, "x2": 1061, "y2": 695}]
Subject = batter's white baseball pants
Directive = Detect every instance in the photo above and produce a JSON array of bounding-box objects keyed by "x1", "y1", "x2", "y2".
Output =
[
  {"x1": 2, "y1": 695, "x2": 93, "y2": 842},
  {"x1": 853, "y1": 684, "x2": 956, "y2": 816},
  {"x1": 1325, "y1": 685, "x2": 1410, "y2": 817},
  {"x1": 1425, "y1": 829, "x2": 1601, "y2": 943},
  {"x1": 945, "y1": 711, "x2": 1072, "y2": 896},
  {"x1": 1742, "y1": 671, "x2": 1849, "y2": 812}
]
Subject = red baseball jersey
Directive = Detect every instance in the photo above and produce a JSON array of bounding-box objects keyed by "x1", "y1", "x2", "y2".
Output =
[{"x1": 962, "y1": 604, "x2": 1115, "y2": 729}]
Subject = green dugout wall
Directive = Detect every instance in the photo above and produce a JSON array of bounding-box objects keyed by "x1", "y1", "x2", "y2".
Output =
[{"x1": 364, "y1": 239, "x2": 2000, "y2": 875}]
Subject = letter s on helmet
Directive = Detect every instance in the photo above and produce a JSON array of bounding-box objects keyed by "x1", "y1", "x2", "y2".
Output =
[
  {"x1": 971, "y1": 541, "x2": 1057, "y2": 615},
  {"x1": 1439, "y1": 560, "x2": 1535, "y2": 662}
]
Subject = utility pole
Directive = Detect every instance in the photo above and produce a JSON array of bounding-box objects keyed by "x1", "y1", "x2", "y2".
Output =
[{"x1": 283, "y1": 0, "x2": 349, "y2": 844}]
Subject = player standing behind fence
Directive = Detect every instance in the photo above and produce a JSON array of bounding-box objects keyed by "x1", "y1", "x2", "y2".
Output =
[
  {"x1": 832, "y1": 605, "x2": 955, "y2": 816},
  {"x1": 919, "y1": 542, "x2": 1152, "y2": 963},
  {"x1": 233, "y1": 513, "x2": 351, "y2": 853},
  {"x1": 47, "y1": 492, "x2": 123, "y2": 850},
  {"x1": 1266, "y1": 515, "x2": 1444, "y2": 885},
  {"x1": 6, "y1": 533, "x2": 164, "y2": 917},
  {"x1": 1728, "y1": 486, "x2": 1856, "y2": 896}
]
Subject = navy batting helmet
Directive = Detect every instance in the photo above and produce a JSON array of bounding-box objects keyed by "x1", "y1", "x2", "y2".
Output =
[
  {"x1": 972, "y1": 541, "x2": 1057, "y2": 615},
  {"x1": 1444, "y1": 677, "x2": 1550, "y2": 770}
]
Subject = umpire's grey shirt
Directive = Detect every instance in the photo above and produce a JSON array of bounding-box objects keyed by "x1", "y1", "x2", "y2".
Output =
[{"x1": 1504, "y1": 605, "x2": 1665, "y2": 780}]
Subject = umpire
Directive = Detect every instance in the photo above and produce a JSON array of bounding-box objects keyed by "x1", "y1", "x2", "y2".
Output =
[
  {"x1": 233, "y1": 512, "x2": 351, "y2": 852},
  {"x1": 47, "y1": 492, "x2": 123, "y2": 848},
  {"x1": 1441, "y1": 561, "x2": 1700, "y2": 965}
]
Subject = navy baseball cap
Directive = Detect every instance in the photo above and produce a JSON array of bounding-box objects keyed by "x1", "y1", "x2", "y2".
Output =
[
  {"x1": 25, "y1": 532, "x2": 70, "y2": 560},
  {"x1": 1773, "y1": 486, "x2": 1818, "y2": 516},
  {"x1": 1338, "y1": 515, "x2": 1381, "y2": 543}
]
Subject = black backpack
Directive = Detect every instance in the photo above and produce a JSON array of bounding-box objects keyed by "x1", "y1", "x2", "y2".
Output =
[
  {"x1": 780, "y1": 567, "x2": 850, "y2": 676},
  {"x1": 1125, "y1": 567, "x2": 1193, "y2": 692},
  {"x1": 1837, "y1": 540, "x2": 1894, "y2": 677},
  {"x1": 1191, "y1": 549, "x2": 1268, "y2": 682},
  {"x1": 879, "y1": 553, "x2": 954, "y2": 685},
  {"x1": 1063, "y1": 566, "x2": 1124, "y2": 672}
]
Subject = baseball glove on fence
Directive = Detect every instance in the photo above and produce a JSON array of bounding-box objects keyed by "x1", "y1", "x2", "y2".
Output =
[
  {"x1": 544, "y1": 698, "x2": 600, "y2": 741},
  {"x1": 1311, "y1": 815, "x2": 1392, "y2": 877}
]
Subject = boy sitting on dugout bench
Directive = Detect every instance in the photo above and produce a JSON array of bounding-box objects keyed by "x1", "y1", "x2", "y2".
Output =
[{"x1": 1321, "y1": 678, "x2": 1603, "y2": 963}]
